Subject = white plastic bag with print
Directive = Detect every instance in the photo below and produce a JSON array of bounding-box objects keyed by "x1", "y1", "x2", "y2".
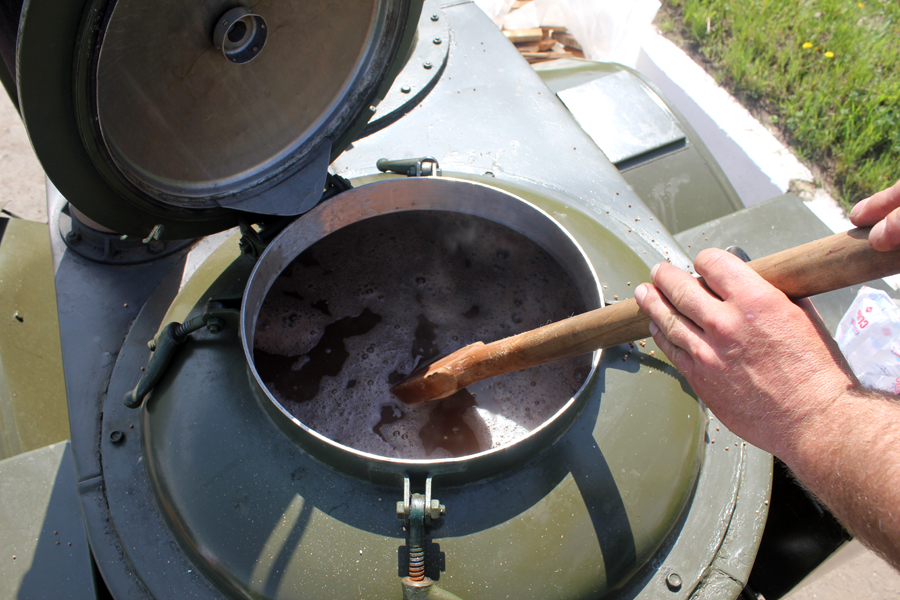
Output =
[{"x1": 835, "y1": 286, "x2": 900, "y2": 394}]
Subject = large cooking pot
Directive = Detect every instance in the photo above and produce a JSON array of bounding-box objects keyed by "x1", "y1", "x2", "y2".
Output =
[
  {"x1": 87, "y1": 175, "x2": 769, "y2": 600},
  {"x1": 241, "y1": 177, "x2": 602, "y2": 484}
]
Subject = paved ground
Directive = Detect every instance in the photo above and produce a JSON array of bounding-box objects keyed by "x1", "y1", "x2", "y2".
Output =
[
  {"x1": 1, "y1": 25, "x2": 900, "y2": 599},
  {"x1": 0, "y1": 94, "x2": 46, "y2": 222},
  {"x1": 786, "y1": 540, "x2": 900, "y2": 600}
]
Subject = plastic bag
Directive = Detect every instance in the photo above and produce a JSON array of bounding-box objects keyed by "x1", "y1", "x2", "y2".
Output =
[
  {"x1": 835, "y1": 286, "x2": 900, "y2": 394},
  {"x1": 493, "y1": 0, "x2": 660, "y2": 67},
  {"x1": 472, "y1": 0, "x2": 517, "y2": 22}
]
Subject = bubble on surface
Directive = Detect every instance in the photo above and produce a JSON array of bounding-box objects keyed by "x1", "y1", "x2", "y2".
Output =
[{"x1": 254, "y1": 211, "x2": 592, "y2": 459}]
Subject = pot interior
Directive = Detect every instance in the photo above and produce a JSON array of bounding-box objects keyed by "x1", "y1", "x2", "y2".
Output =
[
  {"x1": 253, "y1": 209, "x2": 594, "y2": 459},
  {"x1": 243, "y1": 178, "x2": 602, "y2": 475}
]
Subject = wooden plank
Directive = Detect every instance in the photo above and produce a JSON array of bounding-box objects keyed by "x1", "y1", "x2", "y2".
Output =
[{"x1": 503, "y1": 28, "x2": 543, "y2": 44}]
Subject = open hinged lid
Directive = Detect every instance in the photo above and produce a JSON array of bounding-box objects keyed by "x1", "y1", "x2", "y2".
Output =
[{"x1": 16, "y1": 0, "x2": 423, "y2": 239}]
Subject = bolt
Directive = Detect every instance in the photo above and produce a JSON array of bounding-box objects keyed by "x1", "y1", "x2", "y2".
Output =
[
  {"x1": 423, "y1": 61, "x2": 432, "y2": 69},
  {"x1": 206, "y1": 317, "x2": 225, "y2": 334},
  {"x1": 666, "y1": 572, "x2": 682, "y2": 591},
  {"x1": 396, "y1": 502, "x2": 406, "y2": 519},
  {"x1": 431, "y1": 13, "x2": 439, "y2": 21},
  {"x1": 400, "y1": 85, "x2": 411, "y2": 94},
  {"x1": 65, "y1": 231, "x2": 81, "y2": 244},
  {"x1": 433, "y1": 37, "x2": 442, "y2": 45},
  {"x1": 425, "y1": 499, "x2": 446, "y2": 521},
  {"x1": 109, "y1": 430, "x2": 125, "y2": 445},
  {"x1": 239, "y1": 237, "x2": 256, "y2": 256}
]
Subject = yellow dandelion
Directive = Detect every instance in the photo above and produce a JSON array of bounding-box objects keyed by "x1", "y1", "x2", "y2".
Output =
[
  {"x1": 802, "y1": 41, "x2": 813, "y2": 49},
  {"x1": 858, "y1": 2, "x2": 864, "y2": 7},
  {"x1": 824, "y1": 51, "x2": 834, "y2": 58}
]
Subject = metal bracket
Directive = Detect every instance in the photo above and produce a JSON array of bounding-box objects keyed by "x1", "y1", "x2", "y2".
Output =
[
  {"x1": 238, "y1": 220, "x2": 268, "y2": 259},
  {"x1": 396, "y1": 475, "x2": 445, "y2": 587},
  {"x1": 237, "y1": 174, "x2": 352, "y2": 259},
  {"x1": 377, "y1": 157, "x2": 441, "y2": 178},
  {"x1": 58, "y1": 204, "x2": 194, "y2": 265},
  {"x1": 123, "y1": 297, "x2": 242, "y2": 408},
  {"x1": 396, "y1": 475, "x2": 445, "y2": 526}
]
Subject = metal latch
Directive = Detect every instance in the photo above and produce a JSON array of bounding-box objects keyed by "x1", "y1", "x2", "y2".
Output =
[
  {"x1": 123, "y1": 297, "x2": 241, "y2": 408},
  {"x1": 396, "y1": 476, "x2": 462, "y2": 600},
  {"x1": 377, "y1": 157, "x2": 441, "y2": 177}
]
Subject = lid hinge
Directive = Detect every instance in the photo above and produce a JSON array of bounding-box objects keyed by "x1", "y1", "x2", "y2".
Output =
[{"x1": 237, "y1": 174, "x2": 353, "y2": 259}]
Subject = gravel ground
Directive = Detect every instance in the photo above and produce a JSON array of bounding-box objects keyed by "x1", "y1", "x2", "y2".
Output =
[{"x1": 0, "y1": 93, "x2": 46, "y2": 222}]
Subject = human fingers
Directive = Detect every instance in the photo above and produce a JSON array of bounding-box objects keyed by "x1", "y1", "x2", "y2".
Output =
[
  {"x1": 634, "y1": 281, "x2": 705, "y2": 363},
  {"x1": 867, "y1": 206, "x2": 900, "y2": 251},
  {"x1": 849, "y1": 179, "x2": 900, "y2": 227},
  {"x1": 692, "y1": 248, "x2": 772, "y2": 303},
  {"x1": 648, "y1": 261, "x2": 721, "y2": 326}
]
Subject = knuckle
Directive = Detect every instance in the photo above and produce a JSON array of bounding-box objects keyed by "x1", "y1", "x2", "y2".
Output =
[
  {"x1": 706, "y1": 314, "x2": 737, "y2": 340},
  {"x1": 668, "y1": 278, "x2": 696, "y2": 309},
  {"x1": 694, "y1": 248, "x2": 728, "y2": 274}
]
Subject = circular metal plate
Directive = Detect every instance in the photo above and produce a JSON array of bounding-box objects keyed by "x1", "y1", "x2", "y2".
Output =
[
  {"x1": 16, "y1": 0, "x2": 421, "y2": 238},
  {"x1": 96, "y1": 0, "x2": 396, "y2": 205},
  {"x1": 241, "y1": 177, "x2": 602, "y2": 484}
]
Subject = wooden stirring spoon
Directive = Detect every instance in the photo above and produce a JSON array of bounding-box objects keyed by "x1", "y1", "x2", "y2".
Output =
[{"x1": 391, "y1": 227, "x2": 900, "y2": 405}]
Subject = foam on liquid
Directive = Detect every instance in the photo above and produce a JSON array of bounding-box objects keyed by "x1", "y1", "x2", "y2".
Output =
[{"x1": 254, "y1": 211, "x2": 592, "y2": 459}]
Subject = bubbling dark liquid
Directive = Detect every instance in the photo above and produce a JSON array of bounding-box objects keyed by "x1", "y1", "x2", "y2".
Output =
[{"x1": 253, "y1": 211, "x2": 592, "y2": 459}]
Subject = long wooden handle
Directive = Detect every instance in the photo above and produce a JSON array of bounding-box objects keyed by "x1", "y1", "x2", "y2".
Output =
[{"x1": 391, "y1": 228, "x2": 900, "y2": 404}]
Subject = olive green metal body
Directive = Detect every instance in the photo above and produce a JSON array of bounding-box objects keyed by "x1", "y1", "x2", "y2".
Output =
[
  {"x1": 0, "y1": 217, "x2": 67, "y2": 460},
  {"x1": 90, "y1": 175, "x2": 773, "y2": 599}
]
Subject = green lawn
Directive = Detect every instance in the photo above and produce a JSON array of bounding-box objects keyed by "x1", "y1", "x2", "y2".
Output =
[{"x1": 656, "y1": 0, "x2": 900, "y2": 206}]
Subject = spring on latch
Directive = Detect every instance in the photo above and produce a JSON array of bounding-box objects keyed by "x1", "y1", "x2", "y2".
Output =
[{"x1": 408, "y1": 519, "x2": 426, "y2": 581}]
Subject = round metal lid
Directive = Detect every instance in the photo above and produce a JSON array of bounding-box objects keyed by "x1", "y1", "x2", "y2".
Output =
[{"x1": 16, "y1": 0, "x2": 422, "y2": 239}]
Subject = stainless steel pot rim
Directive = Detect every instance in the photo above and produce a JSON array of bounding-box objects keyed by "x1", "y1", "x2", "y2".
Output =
[{"x1": 240, "y1": 176, "x2": 603, "y2": 470}]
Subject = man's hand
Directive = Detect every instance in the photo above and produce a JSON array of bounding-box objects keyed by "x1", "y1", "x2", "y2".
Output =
[
  {"x1": 851, "y1": 179, "x2": 900, "y2": 251},
  {"x1": 635, "y1": 247, "x2": 900, "y2": 570},
  {"x1": 633, "y1": 248, "x2": 857, "y2": 458}
]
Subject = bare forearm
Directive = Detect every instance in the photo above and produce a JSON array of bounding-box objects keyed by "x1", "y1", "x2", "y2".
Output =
[{"x1": 781, "y1": 387, "x2": 900, "y2": 570}]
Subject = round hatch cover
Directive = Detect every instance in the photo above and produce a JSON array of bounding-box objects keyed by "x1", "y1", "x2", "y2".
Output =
[{"x1": 16, "y1": 0, "x2": 421, "y2": 238}]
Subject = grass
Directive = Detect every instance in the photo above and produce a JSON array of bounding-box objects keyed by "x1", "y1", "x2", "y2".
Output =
[{"x1": 656, "y1": 0, "x2": 900, "y2": 206}]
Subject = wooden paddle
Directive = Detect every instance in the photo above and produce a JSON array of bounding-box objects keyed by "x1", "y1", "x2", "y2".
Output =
[{"x1": 390, "y1": 227, "x2": 900, "y2": 405}]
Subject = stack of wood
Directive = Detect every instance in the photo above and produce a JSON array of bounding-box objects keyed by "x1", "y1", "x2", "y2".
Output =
[{"x1": 502, "y1": 1, "x2": 584, "y2": 64}]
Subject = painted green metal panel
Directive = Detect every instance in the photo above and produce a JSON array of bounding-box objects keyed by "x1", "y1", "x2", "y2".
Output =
[
  {"x1": 84, "y1": 177, "x2": 771, "y2": 599},
  {"x1": 0, "y1": 441, "x2": 99, "y2": 600},
  {"x1": 534, "y1": 59, "x2": 743, "y2": 235},
  {"x1": 0, "y1": 217, "x2": 67, "y2": 459}
]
